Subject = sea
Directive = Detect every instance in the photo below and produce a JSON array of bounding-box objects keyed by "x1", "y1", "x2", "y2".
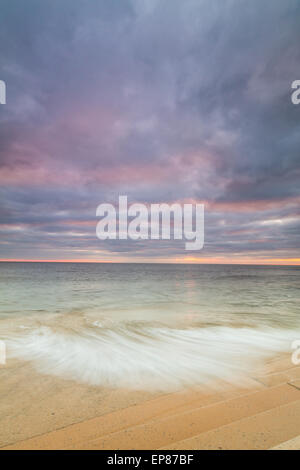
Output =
[{"x1": 0, "y1": 262, "x2": 299, "y2": 390}]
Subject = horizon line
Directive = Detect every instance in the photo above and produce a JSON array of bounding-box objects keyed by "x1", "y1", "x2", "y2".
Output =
[{"x1": 0, "y1": 259, "x2": 299, "y2": 266}]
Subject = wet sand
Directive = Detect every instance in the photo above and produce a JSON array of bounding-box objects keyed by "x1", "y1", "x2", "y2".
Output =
[{"x1": 1, "y1": 353, "x2": 300, "y2": 450}]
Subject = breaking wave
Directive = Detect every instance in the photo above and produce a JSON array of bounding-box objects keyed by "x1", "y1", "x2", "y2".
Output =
[{"x1": 5, "y1": 321, "x2": 297, "y2": 391}]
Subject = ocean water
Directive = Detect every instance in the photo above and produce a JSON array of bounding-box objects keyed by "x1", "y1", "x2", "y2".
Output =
[{"x1": 0, "y1": 262, "x2": 299, "y2": 390}]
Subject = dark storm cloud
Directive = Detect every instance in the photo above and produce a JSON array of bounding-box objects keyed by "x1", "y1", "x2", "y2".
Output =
[{"x1": 0, "y1": 0, "x2": 300, "y2": 260}]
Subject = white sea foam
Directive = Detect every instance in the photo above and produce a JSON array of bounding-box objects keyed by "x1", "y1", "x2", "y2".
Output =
[{"x1": 6, "y1": 324, "x2": 297, "y2": 391}]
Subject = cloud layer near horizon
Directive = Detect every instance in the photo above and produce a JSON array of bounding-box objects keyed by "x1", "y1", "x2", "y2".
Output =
[{"x1": 0, "y1": 0, "x2": 299, "y2": 262}]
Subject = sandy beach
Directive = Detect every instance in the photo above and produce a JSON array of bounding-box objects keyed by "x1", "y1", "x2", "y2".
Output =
[{"x1": 1, "y1": 353, "x2": 300, "y2": 450}]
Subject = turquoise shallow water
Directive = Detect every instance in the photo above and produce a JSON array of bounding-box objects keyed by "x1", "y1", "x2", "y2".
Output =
[{"x1": 0, "y1": 262, "x2": 299, "y2": 390}]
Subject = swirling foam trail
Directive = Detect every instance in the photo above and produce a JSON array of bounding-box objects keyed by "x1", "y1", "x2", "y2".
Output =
[{"x1": 6, "y1": 323, "x2": 297, "y2": 390}]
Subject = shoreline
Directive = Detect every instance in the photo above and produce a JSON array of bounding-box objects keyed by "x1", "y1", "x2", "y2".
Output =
[{"x1": 1, "y1": 353, "x2": 300, "y2": 450}]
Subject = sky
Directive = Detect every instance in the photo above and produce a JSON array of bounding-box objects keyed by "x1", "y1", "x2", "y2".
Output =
[{"x1": 0, "y1": 0, "x2": 299, "y2": 264}]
